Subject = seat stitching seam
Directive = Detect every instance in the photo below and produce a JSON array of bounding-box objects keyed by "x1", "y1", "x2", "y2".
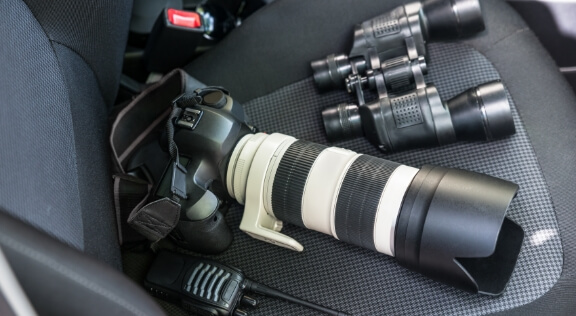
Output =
[
  {"x1": 18, "y1": 0, "x2": 109, "y2": 105},
  {"x1": 49, "y1": 40, "x2": 108, "y2": 102},
  {"x1": 480, "y1": 27, "x2": 530, "y2": 54},
  {"x1": 16, "y1": 0, "x2": 86, "y2": 250}
]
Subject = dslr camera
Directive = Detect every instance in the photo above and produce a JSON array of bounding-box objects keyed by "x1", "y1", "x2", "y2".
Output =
[{"x1": 157, "y1": 86, "x2": 524, "y2": 295}]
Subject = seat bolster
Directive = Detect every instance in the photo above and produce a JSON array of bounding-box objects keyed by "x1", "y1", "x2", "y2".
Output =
[{"x1": 0, "y1": 212, "x2": 165, "y2": 316}]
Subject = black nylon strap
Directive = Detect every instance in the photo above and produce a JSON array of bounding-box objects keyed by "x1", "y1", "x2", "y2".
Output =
[
  {"x1": 167, "y1": 86, "x2": 230, "y2": 201},
  {"x1": 167, "y1": 106, "x2": 183, "y2": 162},
  {"x1": 166, "y1": 102, "x2": 187, "y2": 202},
  {"x1": 127, "y1": 198, "x2": 181, "y2": 242},
  {"x1": 113, "y1": 174, "x2": 182, "y2": 244},
  {"x1": 110, "y1": 70, "x2": 201, "y2": 244},
  {"x1": 112, "y1": 175, "x2": 151, "y2": 244}
]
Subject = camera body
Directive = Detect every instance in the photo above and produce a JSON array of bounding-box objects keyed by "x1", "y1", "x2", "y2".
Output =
[{"x1": 155, "y1": 89, "x2": 253, "y2": 253}]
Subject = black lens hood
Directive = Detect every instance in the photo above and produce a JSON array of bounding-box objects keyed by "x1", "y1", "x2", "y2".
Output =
[{"x1": 395, "y1": 165, "x2": 523, "y2": 295}]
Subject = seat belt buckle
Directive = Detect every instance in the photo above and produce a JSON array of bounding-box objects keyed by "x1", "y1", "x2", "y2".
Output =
[
  {"x1": 143, "y1": 8, "x2": 205, "y2": 73},
  {"x1": 171, "y1": 160, "x2": 188, "y2": 200}
]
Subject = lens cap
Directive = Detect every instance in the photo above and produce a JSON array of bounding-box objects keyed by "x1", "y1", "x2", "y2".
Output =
[{"x1": 203, "y1": 90, "x2": 227, "y2": 108}]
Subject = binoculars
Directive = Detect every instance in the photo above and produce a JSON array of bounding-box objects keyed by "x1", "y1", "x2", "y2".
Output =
[{"x1": 311, "y1": 0, "x2": 516, "y2": 153}]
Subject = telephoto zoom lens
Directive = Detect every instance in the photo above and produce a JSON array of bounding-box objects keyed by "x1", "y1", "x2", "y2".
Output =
[{"x1": 226, "y1": 133, "x2": 524, "y2": 295}]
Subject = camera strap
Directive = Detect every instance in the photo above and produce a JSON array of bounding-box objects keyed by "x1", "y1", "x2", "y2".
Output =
[
  {"x1": 166, "y1": 103, "x2": 188, "y2": 202},
  {"x1": 110, "y1": 69, "x2": 205, "y2": 244}
]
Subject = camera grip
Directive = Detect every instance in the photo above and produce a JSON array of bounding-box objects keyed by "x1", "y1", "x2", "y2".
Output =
[
  {"x1": 171, "y1": 209, "x2": 233, "y2": 254},
  {"x1": 171, "y1": 178, "x2": 234, "y2": 253}
]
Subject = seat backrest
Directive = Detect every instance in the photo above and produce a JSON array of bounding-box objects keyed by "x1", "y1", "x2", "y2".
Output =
[
  {"x1": 0, "y1": 1, "x2": 168, "y2": 314},
  {"x1": 0, "y1": 0, "x2": 132, "y2": 268}
]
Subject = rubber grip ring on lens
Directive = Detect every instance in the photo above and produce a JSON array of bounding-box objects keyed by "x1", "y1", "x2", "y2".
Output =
[
  {"x1": 334, "y1": 155, "x2": 400, "y2": 251},
  {"x1": 271, "y1": 141, "x2": 326, "y2": 228}
]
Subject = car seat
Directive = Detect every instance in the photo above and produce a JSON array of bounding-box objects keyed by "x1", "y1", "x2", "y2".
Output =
[{"x1": 1, "y1": 0, "x2": 575, "y2": 315}]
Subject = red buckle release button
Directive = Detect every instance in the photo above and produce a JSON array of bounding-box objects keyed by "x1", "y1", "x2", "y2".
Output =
[{"x1": 167, "y1": 9, "x2": 202, "y2": 29}]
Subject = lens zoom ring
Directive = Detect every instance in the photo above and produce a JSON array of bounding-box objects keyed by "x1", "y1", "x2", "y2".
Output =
[
  {"x1": 335, "y1": 155, "x2": 400, "y2": 251},
  {"x1": 272, "y1": 141, "x2": 326, "y2": 228}
]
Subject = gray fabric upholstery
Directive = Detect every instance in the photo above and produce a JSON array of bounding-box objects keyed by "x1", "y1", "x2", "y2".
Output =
[
  {"x1": 0, "y1": 1, "x2": 163, "y2": 313},
  {"x1": 1, "y1": 0, "x2": 574, "y2": 314},
  {"x1": 464, "y1": 3, "x2": 576, "y2": 314},
  {"x1": 183, "y1": 0, "x2": 576, "y2": 314},
  {"x1": 0, "y1": 0, "x2": 85, "y2": 253},
  {"x1": 53, "y1": 43, "x2": 124, "y2": 268},
  {"x1": 477, "y1": 15, "x2": 576, "y2": 316},
  {"x1": 22, "y1": 0, "x2": 133, "y2": 105},
  {"x1": 0, "y1": 0, "x2": 132, "y2": 268}
]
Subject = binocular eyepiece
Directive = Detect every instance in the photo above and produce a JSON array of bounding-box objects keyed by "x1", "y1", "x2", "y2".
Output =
[{"x1": 323, "y1": 81, "x2": 515, "y2": 152}]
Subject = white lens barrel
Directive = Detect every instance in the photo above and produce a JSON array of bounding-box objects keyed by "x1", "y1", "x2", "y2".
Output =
[
  {"x1": 373, "y1": 165, "x2": 419, "y2": 255},
  {"x1": 226, "y1": 133, "x2": 419, "y2": 257},
  {"x1": 226, "y1": 133, "x2": 269, "y2": 204},
  {"x1": 300, "y1": 147, "x2": 361, "y2": 239}
]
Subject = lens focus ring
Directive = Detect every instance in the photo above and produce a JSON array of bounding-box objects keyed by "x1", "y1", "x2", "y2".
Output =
[
  {"x1": 271, "y1": 141, "x2": 326, "y2": 228},
  {"x1": 334, "y1": 155, "x2": 400, "y2": 251}
]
